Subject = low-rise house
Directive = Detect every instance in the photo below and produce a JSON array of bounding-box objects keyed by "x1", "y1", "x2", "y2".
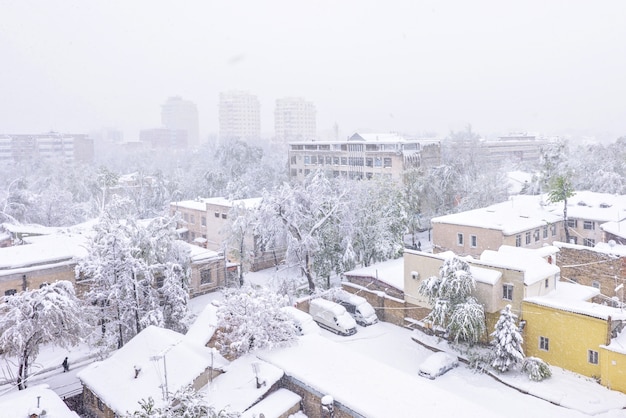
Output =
[
  {"x1": 563, "y1": 191, "x2": 626, "y2": 247},
  {"x1": 403, "y1": 245, "x2": 559, "y2": 332},
  {"x1": 602, "y1": 219, "x2": 626, "y2": 245},
  {"x1": 431, "y1": 195, "x2": 563, "y2": 257},
  {"x1": 343, "y1": 258, "x2": 404, "y2": 300},
  {"x1": 77, "y1": 325, "x2": 227, "y2": 418},
  {"x1": 171, "y1": 197, "x2": 284, "y2": 272},
  {"x1": 522, "y1": 282, "x2": 626, "y2": 386}
]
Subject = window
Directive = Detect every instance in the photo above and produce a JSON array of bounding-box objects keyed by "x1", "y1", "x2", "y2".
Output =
[
  {"x1": 515, "y1": 234, "x2": 521, "y2": 247},
  {"x1": 290, "y1": 155, "x2": 297, "y2": 164},
  {"x1": 588, "y1": 350, "x2": 599, "y2": 364},
  {"x1": 221, "y1": 213, "x2": 227, "y2": 219},
  {"x1": 525, "y1": 232, "x2": 531, "y2": 245},
  {"x1": 201, "y1": 216, "x2": 206, "y2": 226},
  {"x1": 366, "y1": 157, "x2": 373, "y2": 167},
  {"x1": 190, "y1": 215, "x2": 195, "y2": 224},
  {"x1": 567, "y1": 219, "x2": 577, "y2": 228},
  {"x1": 583, "y1": 221, "x2": 595, "y2": 230},
  {"x1": 503, "y1": 284, "x2": 513, "y2": 300},
  {"x1": 183, "y1": 213, "x2": 188, "y2": 222},
  {"x1": 4, "y1": 289, "x2": 16, "y2": 296},
  {"x1": 200, "y1": 269, "x2": 212, "y2": 285},
  {"x1": 457, "y1": 233, "x2": 464, "y2": 246},
  {"x1": 543, "y1": 226, "x2": 548, "y2": 239},
  {"x1": 583, "y1": 238, "x2": 595, "y2": 247},
  {"x1": 311, "y1": 156, "x2": 317, "y2": 164},
  {"x1": 534, "y1": 229, "x2": 540, "y2": 242},
  {"x1": 191, "y1": 232, "x2": 195, "y2": 240},
  {"x1": 470, "y1": 235, "x2": 477, "y2": 248},
  {"x1": 545, "y1": 278, "x2": 549, "y2": 288},
  {"x1": 374, "y1": 157, "x2": 382, "y2": 167},
  {"x1": 551, "y1": 224, "x2": 557, "y2": 236},
  {"x1": 571, "y1": 237, "x2": 578, "y2": 245},
  {"x1": 325, "y1": 156, "x2": 332, "y2": 165},
  {"x1": 304, "y1": 156, "x2": 310, "y2": 164},
  {"x1": 383, "y1": 157, "x2": 392, "y2": 168},
  {"x1": 214, "y1": 212, "x2": 220, "y2": 218},
  {"x1": 539, "y1": 336, "x2": 549, "y2": 351},
  {"x1": 591, "y1": 281, "x2": 600, "y2": 289}
]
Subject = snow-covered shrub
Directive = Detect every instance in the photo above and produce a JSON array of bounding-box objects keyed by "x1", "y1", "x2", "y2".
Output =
[
  {"x1": 522, "y1": 357, "x2": 552, "y2": 381},
  {"x1": 216, "y1": 286, "x2": 297, "y2": 359},
  {"x1": 490, "y1": 305, "x2": 524, "y2": 372}
]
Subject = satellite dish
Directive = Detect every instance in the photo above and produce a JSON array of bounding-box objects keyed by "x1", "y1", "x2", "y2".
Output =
[{"x1": 609, "y1": 240, "x2": 616, "y2": 248}]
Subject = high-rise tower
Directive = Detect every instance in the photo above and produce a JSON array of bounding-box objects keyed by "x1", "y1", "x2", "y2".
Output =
[
  {"x1": 161, "y1": 96, "x2": 199, "y2": 148},
  {"x1": 218, "y1": 91, "x2": 261, "y2": 141},
  {"x1": 274, "y1": 97, "x2": 316, "y2": 142}
]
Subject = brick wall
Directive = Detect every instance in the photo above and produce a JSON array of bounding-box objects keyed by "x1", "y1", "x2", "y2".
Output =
[
  {"x1": 0, "y1": 262, "x2": 76, "y2": 296},
  {"x1": 557, "y1": 246, "x2": 626, "y2": 299}
]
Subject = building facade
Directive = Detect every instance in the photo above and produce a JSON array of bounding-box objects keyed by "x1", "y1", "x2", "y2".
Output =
[
  {"x1": 219, "y1": 91, "x2": 261, "y2": 141},
  {"x1": 139, "y1": 128, "x2": 188, "y2": 149},
  {"x1": 288, "y1": 132, "x2": 441, "y2": 184},
  {"x1": 0, "y1": 133, "x2": 94, "y2": 164},
  {"x1": 161, "y1": 96, "x2": 200, "y2": 148},
  {"x1": 274, "y1": 97, "x2": 316, "y2": 142}
]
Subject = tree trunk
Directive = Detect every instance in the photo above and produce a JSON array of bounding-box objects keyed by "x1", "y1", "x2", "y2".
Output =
[
  {"x1": 18, "y1": 349, "x2": 28, "y2": 390},
  {"x1": 563, "y1": 197, "x2": 570, "y2": 243},
  {"x1": 304, "y1": 253, "x2": 315, "y2": 293}
]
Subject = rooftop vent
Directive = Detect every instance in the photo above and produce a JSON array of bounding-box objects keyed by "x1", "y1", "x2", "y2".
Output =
[
  {"x1": 577, "y1": 201, "x2": 587, "y2": 206},
  {"x1": 600, "y1": 202, "x2": 612, "y2": 208}
]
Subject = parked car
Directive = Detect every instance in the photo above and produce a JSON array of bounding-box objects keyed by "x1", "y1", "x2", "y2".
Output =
[
  {"x1": 309, "y1": 298, "x2": 357, "y2": 336},
  {"x1": 418, "y1": 351, "x2": 459, "y2": 379},
  {"x1": 281, "y1": 306, "x2": 320, "y2": 335},
  {"x1": 335, "y1": 293, "x2": 378, "y2": 326}
]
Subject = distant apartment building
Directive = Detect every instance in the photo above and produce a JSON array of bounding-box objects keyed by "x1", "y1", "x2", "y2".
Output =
[
  {"x1": 484, "y1": 133, "x2": 553, "y2": 164},
  {"x1": 161, "y1": 96, "x2": 200, "y2": 148},
  {"x1": 139, "y1": 128, "x2": 188, "y2": 149},
  {"x1": 0, "y1": 133, "x2": 94, "y2": 164},
  {"x1": 219, "y1": 91, "x2": 261, "y2": 141},
  {"x1": 274, "y1": 97, "x2": 316, "y2": 142},
  {"x1": 288, "y1": 132, "x2": 441, "y2": 184}
]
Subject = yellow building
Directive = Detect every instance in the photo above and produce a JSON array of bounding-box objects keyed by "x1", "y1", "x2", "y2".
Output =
[
  {"x1": 600, "y1": 337, "x2": 626, "y2": 393},
  {"x1": 522, "y1": 283, "x2": 626, "y2": 386}
]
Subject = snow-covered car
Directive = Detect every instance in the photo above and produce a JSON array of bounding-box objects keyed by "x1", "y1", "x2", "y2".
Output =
[
  {"x1": 418, "y1": 351, "x2": 459, "y2": 379},
  {"x1": 281, "y1": 306, "x2": 321, "y2": 335}
]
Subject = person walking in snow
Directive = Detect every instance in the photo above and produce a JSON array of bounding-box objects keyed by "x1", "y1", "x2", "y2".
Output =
[{"x1": 62, "y1": 357, "x2": 69, "y2": 372}]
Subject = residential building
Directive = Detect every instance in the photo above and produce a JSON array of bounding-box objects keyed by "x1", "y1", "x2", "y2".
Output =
[
  {"x1": 161, "y1": 96, "x2": 200, "y2": 148},
  {"x1": 0, "y1": 133, "x2": 94, "y2": 164},
  {"x1": 563, "y1": 191, "x2": 626, "y2": 247},
  {"x1": 431, "y1": 195, "x2": 564, "y2": 257},
  {"x1": 522, "y1": 283, "x2": 626, "y2": 385},
  {"x1": 139, "y1": 127, "x2": 188, "y2": 149},
  {"x1": 602, "y1": 219, "x2": 626, "y2": 245},
  {"x1": 0, "y1": 384, "x2": 80, "y2": 418},
  {"x1": 77, "y1": 325, "x2": 226, "y2": 418},
  {"x1": 288, "y1": 132, "x2": 441, "y2": 183},
  {"x1": 170, "y1": 197, "x2": 283, "y2": 272},
  {"x1": 274, "y1": 97, "x2": 316, "y2": 142},
  {"x1": 219, "y1": 91, "x2": 261, "y2": 141},
  {"x1": 485, "y1": 133, "x2": 553, "y2": 165},
  {"x1": 403, "y1": 245, "x2": 559, "y2": 331}
]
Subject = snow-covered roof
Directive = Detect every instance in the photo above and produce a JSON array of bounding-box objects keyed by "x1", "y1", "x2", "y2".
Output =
[
  {"x1": 559, "y1": 191, "x2": 626, "y2": 223},
  {"x1": 257, "y1": 334, "x2": 499, "y2": 418},
  {"x1": 185, "y1": 242, "x2": 221, "y2": 262},
  {"x1": 240, "y1": 388, "x2": 301, "y2": 418},
  {"x1": 344, "y1": 257, "x2": 404, "y2": 290},
  {"x1": 0, "y1": 233, "x2": 89, "y2": 273},
  {"x1": 78, "y1": 325, "x2": 225, "y2": 415},
  {"x1": 432, "y1": 194, "x2": 562, "y2": 235},
  {"x1": 554, "y1": 240, "x2": 626, "y2": 257},
  {"x1": 601, "y1": 219, "x2": 626, "y2": 240},
  {"x1": 470, "y1": 265, "x2": 502, "y2": 285},
  {"x1": 173, "y1": 197, "x2": 262, "y2": 211},
  {"x1": 479, "y1": 246, "x2": 560, "y2": 286},
  {"x1": 507, "y1": 171, "x2": 535, "y2": 194},
  {"x1": 184, "y1": 303, "x2": 219, "y2": 346},
  {"x1": 204, "y1": 354, "x2": 284, "y2": 414},
  {"x1": 603, "y1": 327, "x2": 626, "y2": 355},
  {"x1": 0, "y1": 384, "x2": 80, "y2": 418},
  {"x1": 1, "y1": 222, "x2": 61, "y2": 236},
  {"x1": 524, "y1": 282, "x2": 626, "y2": 321}
]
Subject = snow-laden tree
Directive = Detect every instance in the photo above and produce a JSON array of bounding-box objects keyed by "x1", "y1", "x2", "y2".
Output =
[
  {"x1": 490, "y1": 304, "x2": 524, "y2": 372},
  {"x1": 522, "y1": 357, "x2": 551, "y2": 381},
  {"x1": 215, "y1": 286, "x2": 297, "y2": 359},
  {"x1": 160, "y1": 263, "x2": 193, "y2": 334},
  {"x1": 77, "y1": 214, "x2": 161, "y2": 351},
  {"x1": 256, "y1": 171, "x2": 344, "y2": 292},
  {"x1": 223, "y1": 201, "x2": 258, "y2": 287},
  {"x1": 128, "y1": 385, "x2": 240, "y2": 417},
  {"x1": 0, "y1": 281, "x2": 86, "y2": 390},
  {"x1": 547, "y1": 174, "x2": 575, "y2": 243},
  {"x1": 419, "y1": 257, "x2": 486, "y2": 345}
]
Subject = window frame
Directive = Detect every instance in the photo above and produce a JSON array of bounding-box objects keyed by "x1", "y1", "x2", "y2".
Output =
[
  {"x1": 502, "y1": 283, "x2": 514, "y2": 301},
  {"x1": 583, "y1": 220, "x2": 595, "y2": 230},
  {"x1": 539, "y1": 336, "x2": 549, "y2": 351},
  {"x1": 588, "y1": 349, "x2": 599, "y2": 364},
  {"x1": 457, "y1": 233, "x2": 464, "y2": 246},
  {"x1": 200, "y1": 269, "x2": 212, "y2": 285},
  {"x1": 515, "y1": 234, "x2": 521, "y2": 247},
  {"x1": 470, "y1": 234, "x2": 477, "y2": 248}
]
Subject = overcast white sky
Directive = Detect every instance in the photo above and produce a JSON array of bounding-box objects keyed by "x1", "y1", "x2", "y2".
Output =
[{"x1": 1, "y1": 0, "x2": 625, "y2": 141}]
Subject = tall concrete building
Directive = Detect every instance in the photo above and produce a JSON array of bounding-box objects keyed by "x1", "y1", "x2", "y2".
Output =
[
  {"x1": 274, "y1": 97, "x2": 316, "y2": 142},
  {"x1": 0, "y1": 133, "x2": 94, "y2": 164},
  {"x1": 161, "y1": 96, "x2": 199, "y2": 148},
  {"x1": 218, "y1": 91, "x2": 261, "y2": 141}
]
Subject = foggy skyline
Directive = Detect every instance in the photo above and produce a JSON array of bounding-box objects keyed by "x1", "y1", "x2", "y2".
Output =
[{"x1": 2, "y1": 0, "x2": 625, "y2": 141}]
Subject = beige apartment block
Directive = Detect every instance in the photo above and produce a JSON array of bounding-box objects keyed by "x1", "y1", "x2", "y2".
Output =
[
  {"x1": 562, "y1": 191, "x2": 626, "y2": 247},
  {"x1": 287, "y1": 132, "x2": 441, "y2": 184}
]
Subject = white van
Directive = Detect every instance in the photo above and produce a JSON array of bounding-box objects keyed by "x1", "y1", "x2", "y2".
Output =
[
  {"x1": 309, "y1": 298, "x2": 357, "y2": 336},
  {"x1": 336, "y1": 293, "x2": 378, "y2": 326},
  {"x1": 281, "y1": 306, "x2": 321, "y2": 335}
]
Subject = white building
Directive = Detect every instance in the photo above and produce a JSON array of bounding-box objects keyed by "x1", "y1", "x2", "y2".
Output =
[
  {"x1": 219, "y1": 91, "x2": 261, "y2": 141},
  {"x1": 161, "y1": 96, "x2": 200, "y2": 148},
  {"x1": 274, "y1": 97, "x2": 316, "y2": 142}
]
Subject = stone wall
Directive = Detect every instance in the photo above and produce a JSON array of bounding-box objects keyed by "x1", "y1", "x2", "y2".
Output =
[
  {"x1": 343, "y1": 275, "x2": 404, "y2": 300},
  {"x1": 0, "y1": 262, "x2": 76, "y2": 296}
]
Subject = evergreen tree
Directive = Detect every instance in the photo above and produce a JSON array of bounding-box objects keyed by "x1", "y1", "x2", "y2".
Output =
[
  {"x1": 547, "y1": 175, "x2": 575, "y2": 243},
  {"x1": 490, "y1": 304, "x2": 524, "y2": 372}
]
